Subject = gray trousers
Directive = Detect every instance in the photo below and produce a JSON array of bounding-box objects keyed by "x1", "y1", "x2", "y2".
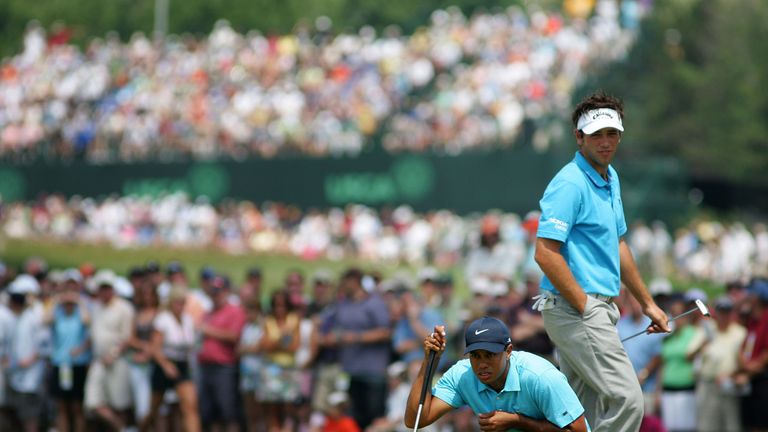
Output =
[{"x1": 543, "y1": 295, "x2": 644, "y2": 432}]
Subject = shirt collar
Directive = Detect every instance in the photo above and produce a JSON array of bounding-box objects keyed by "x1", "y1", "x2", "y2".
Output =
[
  {"x1": 476, "y1": 355, "x2": 521, "y2": 394},
  {"x1": 574, "y1": 151, "x2": 612, "y2": 188}
]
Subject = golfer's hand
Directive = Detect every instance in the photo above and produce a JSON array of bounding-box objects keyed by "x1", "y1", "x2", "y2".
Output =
[
  {"x1": 478, "y1": 411, "x2": 516, "y2": 431},
  {"x1": 644, "y1": 303, "x2": 671, "y2": 334},
  {"x1": 424, "y1": 325, "x2": 446, "y2": 357}
]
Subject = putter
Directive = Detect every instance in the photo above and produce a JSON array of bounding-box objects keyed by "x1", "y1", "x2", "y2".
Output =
[
  {"x1": 621, "y1": 298, "x2": 710, "y2": 342},
  {"x1": 413, "y1": 350, "x2": 437, "y2": 432}
]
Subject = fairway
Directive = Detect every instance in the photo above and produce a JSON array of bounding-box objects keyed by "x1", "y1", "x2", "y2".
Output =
[{"x1": 0, "y1": 236, "x2": 468, "y2": 296}]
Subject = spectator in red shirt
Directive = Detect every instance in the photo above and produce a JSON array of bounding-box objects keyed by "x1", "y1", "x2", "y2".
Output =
[
  {"x1": 316, "y1": 392, "x2": 360, "y2": 432},
  {"x1": 197, "y1": 275, "x2": 247, "y2": 432},
  {"x1": 737, "y1": 279, "x2": 768, "y2": 432}
]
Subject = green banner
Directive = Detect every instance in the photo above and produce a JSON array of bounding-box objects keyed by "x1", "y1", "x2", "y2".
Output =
[{"x1": 0, "y1": 149, "x2": 690, "y2": 222}]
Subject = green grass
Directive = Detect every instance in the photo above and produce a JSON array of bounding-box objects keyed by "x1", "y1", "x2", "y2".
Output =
[
  {"x1": 0, "y1": 236, "x2": 724, "y2": 301},
  {"x1": 0, "y1": 236, "x2": 468, "y2": 295}
]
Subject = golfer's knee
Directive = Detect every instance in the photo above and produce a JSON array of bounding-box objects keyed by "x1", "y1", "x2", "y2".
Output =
[{"x1": 612, "y1": 386, "x2": 644, "y2": 418}]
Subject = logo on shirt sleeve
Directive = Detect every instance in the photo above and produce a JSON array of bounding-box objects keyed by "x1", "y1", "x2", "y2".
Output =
[{"x1": 548, "y1": 217, "x2": 569, "y2": 232}]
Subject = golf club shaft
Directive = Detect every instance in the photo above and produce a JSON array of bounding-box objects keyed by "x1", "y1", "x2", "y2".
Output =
[
  {"x1": 413, "y1": 350, "x2": 437, "y2": 432},
  {"x1": 620, "y1": 306, "x2": 699, "y2": 342}
]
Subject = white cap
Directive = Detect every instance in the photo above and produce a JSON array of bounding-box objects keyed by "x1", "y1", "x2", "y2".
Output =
[
  {"x1": 327, "y1": 391, "x2": 348, "y2": 407},
  {"x1": 8, "y1": 274, "x2": 40, "y2": 295},
  {"x1": 576, "y1": 108, "x2": 624, "y2": 134},
  {"x1": 649, "y1": 278, "x2": 672, "y2": 295},
  {"x1": 63, "y1": 268, "x2": 83, "y2": 283},
  {"x1": 387, "y1": 361, "x2": 407, "y2": 378},
  {"x1": 88, "y1": 269, "x2": 117, "y2": 293},
  {"x1": 113, "y1": 276, "x2": 134, "y2": 299},
  {"x1": 417, "y1": 267, "x2": 439, "y2": 283}
]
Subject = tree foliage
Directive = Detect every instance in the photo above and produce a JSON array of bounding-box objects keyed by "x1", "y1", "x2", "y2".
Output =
[{"x1": 581, "y1": 0, "x2": 768, "y2": 184}]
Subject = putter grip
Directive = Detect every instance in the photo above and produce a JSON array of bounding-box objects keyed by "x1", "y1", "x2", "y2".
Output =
[{"x1": 419, "y1": 351, "x2": 437, "y2": 404}]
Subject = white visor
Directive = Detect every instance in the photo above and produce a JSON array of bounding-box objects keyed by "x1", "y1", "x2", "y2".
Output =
[{"x1": 576, "y1": 108, "x2": 624, "y2": 134}]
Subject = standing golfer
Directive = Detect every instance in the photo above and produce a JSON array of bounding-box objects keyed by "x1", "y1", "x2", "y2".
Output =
[
  {"x1": 404, "y1": 317, "x2": 588, "y2": 431},
  {"x1": 533, "y1": 91, "x2": 670, "y2": 431}
]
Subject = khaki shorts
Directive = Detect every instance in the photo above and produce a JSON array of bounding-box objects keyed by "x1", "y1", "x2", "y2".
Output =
[{"x1": 84, "y1": 357, "x2": 132, "y2": 410}]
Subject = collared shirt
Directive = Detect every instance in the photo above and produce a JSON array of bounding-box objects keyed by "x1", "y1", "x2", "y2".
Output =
[
  {"x1": 198, "y1": 303, "x2": 247, "y2": 365},
  {"x1": 433, "y1": 353, "x2": 586, "y2": 430},
  {"x1": 693, "y1": 322, "x2": 746, "y2": 380},
  {"x1": 537, "y1": 151, "x2": 627, "y2": 297},
  {"x1": 8, "y1": 307, "x2": 46, "y2": 393},
  {"x1": 335, "y1": 293, "x2": 391, "y2": 376},
  {"x1": 51, "y1": 305, "x2": 91, "y2": 366},
  {"x1": 92, "y1": 297, "x2": 134, "y2": 358},
  {"x1": 617, "y1": 315, "x2": 664, "y2": 392}
]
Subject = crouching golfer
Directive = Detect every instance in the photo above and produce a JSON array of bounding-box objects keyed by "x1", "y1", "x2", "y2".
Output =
[{"x1": 405, "y1": 316, "x2": 588, "y2": 431}]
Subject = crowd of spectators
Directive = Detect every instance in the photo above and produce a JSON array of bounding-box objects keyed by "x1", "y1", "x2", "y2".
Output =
[
  {"x1": 3, "y1": 193, "x2": 768, "y2": 288},
  {"x1": 0, "y1": 1, "x2": 651, "y2": 163},
  {"x1": 0, "y1": 254, "x2": 766, "y2": 432}
]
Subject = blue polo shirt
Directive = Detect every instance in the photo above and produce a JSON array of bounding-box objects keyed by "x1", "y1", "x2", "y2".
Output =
[
  {"x1": 433, "y1": 353, "x2": 586, "y2": 430},
  {"x1": 537, "y1": 151, "x2": 627, "y2": 297},
  {"x1": 617, "y1": 316, "x2": 664, "y2": 393}
]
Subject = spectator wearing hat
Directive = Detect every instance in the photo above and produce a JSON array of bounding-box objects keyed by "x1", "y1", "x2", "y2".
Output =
[
  {"x1": 464, "y1": 215, "x2": 522, "y2": 300},
  {"x1": 687, "y1": 296, "x2": 746, "y2": 432},
  {"x1": 142, "y1": 286, "x2": 199, "y2": 432},
  {"x1": 617, "y1": 287, "x2": 665, "y2": 418},
  {"x1": 309, "y1": 391, "x2": 360, "y2": 432},
  {"x1": 658, "y1": 294, "x2": 698, "y2": 432},
  {"x1": 737, "y1": 278, "x2": 768, "y2": 432},
  {"x1": 4, "y1": 275, "x2": 46, "y2": 432},
  {"x1": 186, "y1": 266, "x2": 216, "y2": 327},
  {"x1": 197, "y1": 275, "x2": 247, "y2": 432},
  {"x1": 323, "y1": 268, "x2": 391, "y2": 430},
  {"x1": 45, "y1": 273, "x2": 92, "y2": 432},
  {"x1": 83, "y1": 270, "x2": 135, "y2": 430},
  {"x1": 405, "y1": 316, "x2": 588, "y2": 431}
]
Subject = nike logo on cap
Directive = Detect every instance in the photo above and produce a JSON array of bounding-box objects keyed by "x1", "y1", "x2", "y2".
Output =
[{"x1": 475, "y1": 329, "x2": 489, "y2": 335}]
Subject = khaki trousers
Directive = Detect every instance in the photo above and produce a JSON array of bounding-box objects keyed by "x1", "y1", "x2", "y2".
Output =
[{"x1": 543, "y1": 295, "x2": 644, "y2": 432}]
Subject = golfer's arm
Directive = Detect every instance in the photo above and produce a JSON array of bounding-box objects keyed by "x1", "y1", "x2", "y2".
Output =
[
  {"x1": 501, "y1": 412, "x2": 588, "y2": 432},
  {"x1": 404, "y1": 358, "x2": 453, "y2": 428},
  {"x1": 619, "y1": 239, "x2": 654, "y2": 308},
  {"x1": 534, "y1": 237, "x2": 587, "y2": 313}
]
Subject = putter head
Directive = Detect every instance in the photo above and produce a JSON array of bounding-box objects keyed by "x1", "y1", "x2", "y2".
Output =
[{"x1": 694, "y1": 298, "x2": 710, "y2": 317}]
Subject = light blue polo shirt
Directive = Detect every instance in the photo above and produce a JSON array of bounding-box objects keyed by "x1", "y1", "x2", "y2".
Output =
[
  {"x1": 433, "y1": 353, "x2": 586, "y2": 430},
  {"x1": 537, "y1": 151, "x2": 627, "y2": 297}
]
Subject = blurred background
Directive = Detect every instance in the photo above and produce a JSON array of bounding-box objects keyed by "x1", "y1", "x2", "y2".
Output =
[{"x1": 0, "y1": 0, "x2": 767, "y2": 431}]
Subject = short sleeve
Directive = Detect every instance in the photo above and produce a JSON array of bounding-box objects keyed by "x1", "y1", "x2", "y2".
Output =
[
  {"x1": 153, "y1": 313, "x2": 170, "y2": 334},
  {"x1": 432, "y1": 364, "x2": 467, "y2": 408},
  {"x1": 537, "y1": 179, "x2": 582, "y2": 242},
  {"x1": 612, "y1": 171, "x2": 628, "y2": 237},
  {"x1": 392, "y1": 320, "x2": 410, "y2": 349},
  {"x1": 529, "y1": 368, "x2": 585, "y2": 428},
  {"x1": 367, "y1": 296, "x2": 391, "y2": 329}
]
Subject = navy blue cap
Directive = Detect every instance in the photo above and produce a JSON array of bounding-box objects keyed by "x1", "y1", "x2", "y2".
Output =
[
  {"x1": 464, "y1": 316, "x2": 511, "y2": 354},
  {"x1": 747, "y1": 279, "x2": 768, "y2": 301},
  {"x1": 200, "y1": 266, "x2": 215, "y2": 281},
  {"x1": 166, "y1": 261, "x2": 185, "y2": 275}
]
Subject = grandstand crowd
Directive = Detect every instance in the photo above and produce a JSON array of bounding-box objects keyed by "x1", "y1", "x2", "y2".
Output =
[
  {"x1": 0, "y1": 2, "x2": 650, "y2": 163},
  {"x1": 0, "y1": 251, "x2": 766, "y2": 432},
  {"x1": 3, "y1": 193, "x2": 768, "y2": 286}
]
